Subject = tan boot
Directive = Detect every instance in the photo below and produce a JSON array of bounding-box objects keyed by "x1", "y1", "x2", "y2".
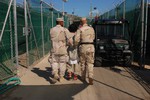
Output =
[
  {"x1": 51, "y1": 78, "x2": 57, "y2": 84},
  {"x1": 88, "y1": 78, "x2": 93, "y2": 85},
  {"x1": 54, "y1": 74, "x2": 59, "y2": 80},
  {"x1": 51, "y1": 74, "x2": 59, "y2": 84},
  {"x1": 59, "y1": 76, "x2": 65, "y2": 82}
]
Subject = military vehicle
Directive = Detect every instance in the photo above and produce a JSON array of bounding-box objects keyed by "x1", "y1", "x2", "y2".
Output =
[{"x1": 93, "y1": 19, "x2": 133, "y2": 66}]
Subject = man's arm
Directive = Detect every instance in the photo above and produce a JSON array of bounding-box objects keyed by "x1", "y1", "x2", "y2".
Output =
[
  {"x1": 64, "y1": 28, "x2": 73, "y2": 46},
  {"x1": 74, "y1": 29, "x2": 81, "y2": 45},
  {"x1": 91, "y1": 28, "x2": 95, "y2": 40}
]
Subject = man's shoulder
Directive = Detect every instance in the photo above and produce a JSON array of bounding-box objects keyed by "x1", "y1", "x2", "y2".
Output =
[
  {"x1": 52, "y1": 25, "x2": 63, "y2": 30},
  {"x1": 81, "y1": 25, "x2": 91, "y2": 30},
  {"x1": 63, "y1": 27, "x2": 68, "y2": 30},
  {"x1": 85, "y1": 25, "x2": 94, "y2": 30}
]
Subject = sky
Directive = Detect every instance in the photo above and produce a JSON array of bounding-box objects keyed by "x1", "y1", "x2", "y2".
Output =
[
  {"x1": 44, "y1": 0, "x2": 123, "y2": 17},
  {"x1": 17, "y1": 0, "x2": 150, "y2": 17}
]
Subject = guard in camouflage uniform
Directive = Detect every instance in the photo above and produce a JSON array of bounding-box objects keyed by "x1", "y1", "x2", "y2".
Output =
[
  {"x1": 50, "y1": 18, "x2": 71, "y2": 83},
  {"x1": 75, "y1": 18, "x2": 95, "y2": 85}
]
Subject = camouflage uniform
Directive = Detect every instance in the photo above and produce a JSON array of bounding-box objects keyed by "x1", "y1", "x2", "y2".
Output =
[
  {"x1": 75, "y1": 24, "x2": 95, "y2": 80},
  {"x1": 50, "y1": 25, "x2": 71, "y2": 79}
]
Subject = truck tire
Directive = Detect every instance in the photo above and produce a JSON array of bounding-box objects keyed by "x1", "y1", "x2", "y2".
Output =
[{"x1": 124, "y1": 56, "x2": 132, "y2": 67}]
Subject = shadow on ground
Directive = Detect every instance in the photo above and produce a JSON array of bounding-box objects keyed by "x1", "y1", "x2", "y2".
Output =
[
  {"x1": 129, "y1": 64, "x2": 150, "y2": 84},
  {"x1": 127, "y1": 64, "x2": 150, "y2": 94},
  {"x1": 95, "y1": 60, "x2": 150, "y2": 86},
  {"x1": 93, "y1": 79, "x2": 145, "y2": 100},
  {"x1": 94, "y1": 59, "x2": 150, "y2": 94},
  {"x1": 145, "y1": 58, "x2": 150, "y2": 66},
  {"x1": 31, "y1": 67, "x2": 54, "y2": 84},
  {"x1": 0, "y1": 84, "x2": 88, "y2": 100}
]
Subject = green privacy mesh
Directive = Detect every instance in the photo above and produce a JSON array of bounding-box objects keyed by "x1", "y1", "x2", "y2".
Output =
[
  {"x1": 0, "y1": 0, "x2": 69, "y2": 82},
  {"x1": 100, "y1": 0, "x2": 148, "y2": 60}
]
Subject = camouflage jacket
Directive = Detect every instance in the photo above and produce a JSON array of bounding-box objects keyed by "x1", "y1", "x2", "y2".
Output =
[{"x1": 50, "y1": 25, "x2": 71, "y2": 55}]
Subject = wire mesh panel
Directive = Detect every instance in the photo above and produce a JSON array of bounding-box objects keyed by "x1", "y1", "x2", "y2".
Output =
[
  {"x1": 101, "y1": 0, "x2": 147, "y2": 61},
  {"x1": 0, "y1": 0, "x2": 69, "y2": 82},
  {"x1": 17, "y1": 6, "x2": 27, "y2": 67},
  {"x1": 42, "y1": 2, "x2": 52, "y2": 56},
  {"x1": 27, "y1": 0, "x2": 43, "y2": 65},
  {"x1": 125, "y1": 0, "x2": 142, "y2": 60},
  {"x1": 146, "y1": 6, "x2": 150, "y2": 58},
  {"x1": 117, "y1": 2, "x2": 124, "y2": 19},
  {"x1": 28, "y1": 0, "x2": 51, "y2": 65},
  {"x1": 27, "y1": 0, "x2": 68, "y2": 66},
  {"x1": 109, "y1": 9, "x2": 115, "y2": 19},
  {"x1": 0, "y1": 0, "x2": 16, "y2": 82}
]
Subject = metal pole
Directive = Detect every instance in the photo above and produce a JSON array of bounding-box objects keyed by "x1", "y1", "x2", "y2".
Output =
[
  {"x1": 140, "y1": 0, "x2": 145, "y2": 68},
  {"x1": 24, "y1": 0, "x2": 29, "y2": 67},
  {"x1": 107, "y1": 10, "x2": 109, "y2": 36},
  {"x1": 90, "y1": 0, "x2": 92, "y2": 20},
  {"x1": 41, "y1": 0, "x2": 45, "y2": 56},
  {"x1": 143, "y1": 0, "x2": 148, "y2": 67},
  {"x1": 0, "y1": 0, "x2": 13, "y2": 42},
  {"x1": 9, "y1": 10, "x2": 13, "y2": 65},
  {"x1": 62, "y1": 1, "x2": 64, "y2": 16},
  {"x1": 107, "y1": 11, "x2": 109, "y2": 19},
  {"x1": 123, "y1": 0, "x2": 126, "y2": 37},
  {"x1": 52, "y1": 10, "x2": 54, "y2": 27},
  {"x1": 114, "y1": 7, "x2": 117, "y2": 35},
  {"x1": 14, "y1": 0, "x2": 19, "y2": 67},
  {"x1": 58, "y1": 13, "x2": 59, "y2": 18}
]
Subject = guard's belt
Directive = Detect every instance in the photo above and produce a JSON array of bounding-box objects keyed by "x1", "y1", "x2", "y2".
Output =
[{"x1": 80, "y1": 42, "x2": 94, "y2": 45}]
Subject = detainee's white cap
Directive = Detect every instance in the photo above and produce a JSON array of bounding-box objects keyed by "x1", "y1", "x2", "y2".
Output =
[{"x1": 56, "y1": 18, "x2": 64, "y2": 22}]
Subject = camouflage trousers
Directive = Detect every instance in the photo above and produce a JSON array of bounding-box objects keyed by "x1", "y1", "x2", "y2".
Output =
[
  {"x1": 80, "y1": 46, "x2": 94, "y2": 78},
  {"x1": 51, "y1": 54, "x2": 68, "y2": 77}
]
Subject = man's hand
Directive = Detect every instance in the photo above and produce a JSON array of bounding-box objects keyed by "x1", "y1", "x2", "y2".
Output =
[{"x1": 68, "y1": 38, "x2": 73, "y2": 46}]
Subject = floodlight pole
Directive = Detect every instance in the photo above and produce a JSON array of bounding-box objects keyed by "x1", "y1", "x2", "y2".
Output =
[
  {"x1": 62, "y1": 1, "x2": 64, "y2": 16},
  {"x1": 90, "y1": 0, "x2": 93, "y2": 20}
]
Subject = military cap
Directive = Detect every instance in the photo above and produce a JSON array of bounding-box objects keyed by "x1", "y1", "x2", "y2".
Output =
[{"x1": 56, "y1": 18, "x2": 64, "y2": 22}]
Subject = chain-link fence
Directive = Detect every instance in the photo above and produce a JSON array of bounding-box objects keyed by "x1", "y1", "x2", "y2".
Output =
[
  {"x1": 0, "y1": 0, "x2": 15, "y2": 82},
  {"x1": 0, "y1": 0, "x2": 69, "y2": 82},
  {"x1": 101, "y1": 0, "x2": 149, "y2": 67}
]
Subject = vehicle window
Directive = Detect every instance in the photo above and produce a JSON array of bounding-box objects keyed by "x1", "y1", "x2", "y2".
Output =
[{"x1": 95, "y1": 24, "x2": 126, "y2": 39}]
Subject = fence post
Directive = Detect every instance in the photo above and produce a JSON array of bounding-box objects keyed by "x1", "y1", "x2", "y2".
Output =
[
  {"x1": 14, "y1": 0, "x2": 19, "y2": 68},
  {"x1": 9, "y1": 11, "x2": 13, "y2": 66},
  {"x1": 52, "y1": 10, "x2": 54, "y2": 27},
  {"x1": 123, "y1": 0, "x2": 126, "y2": 37},
  {"x1": 143, "y1": 0, "x2": 148, "y2": 67},
  {"x1": 58, "y1": 13, "x2": 59, "y2": 18},
  {"x1": 140, "y1": 0, "x2": 145, "y2": 68},
  {"x1": 0, "y1": 0, "x2": 13, "y2": 42},
  {"x1": 41, "y1": 0, "x2": 45, "y2": 57},
  {"x1": 24, "y1": 0, "x2": 29, "y2": 67}
]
